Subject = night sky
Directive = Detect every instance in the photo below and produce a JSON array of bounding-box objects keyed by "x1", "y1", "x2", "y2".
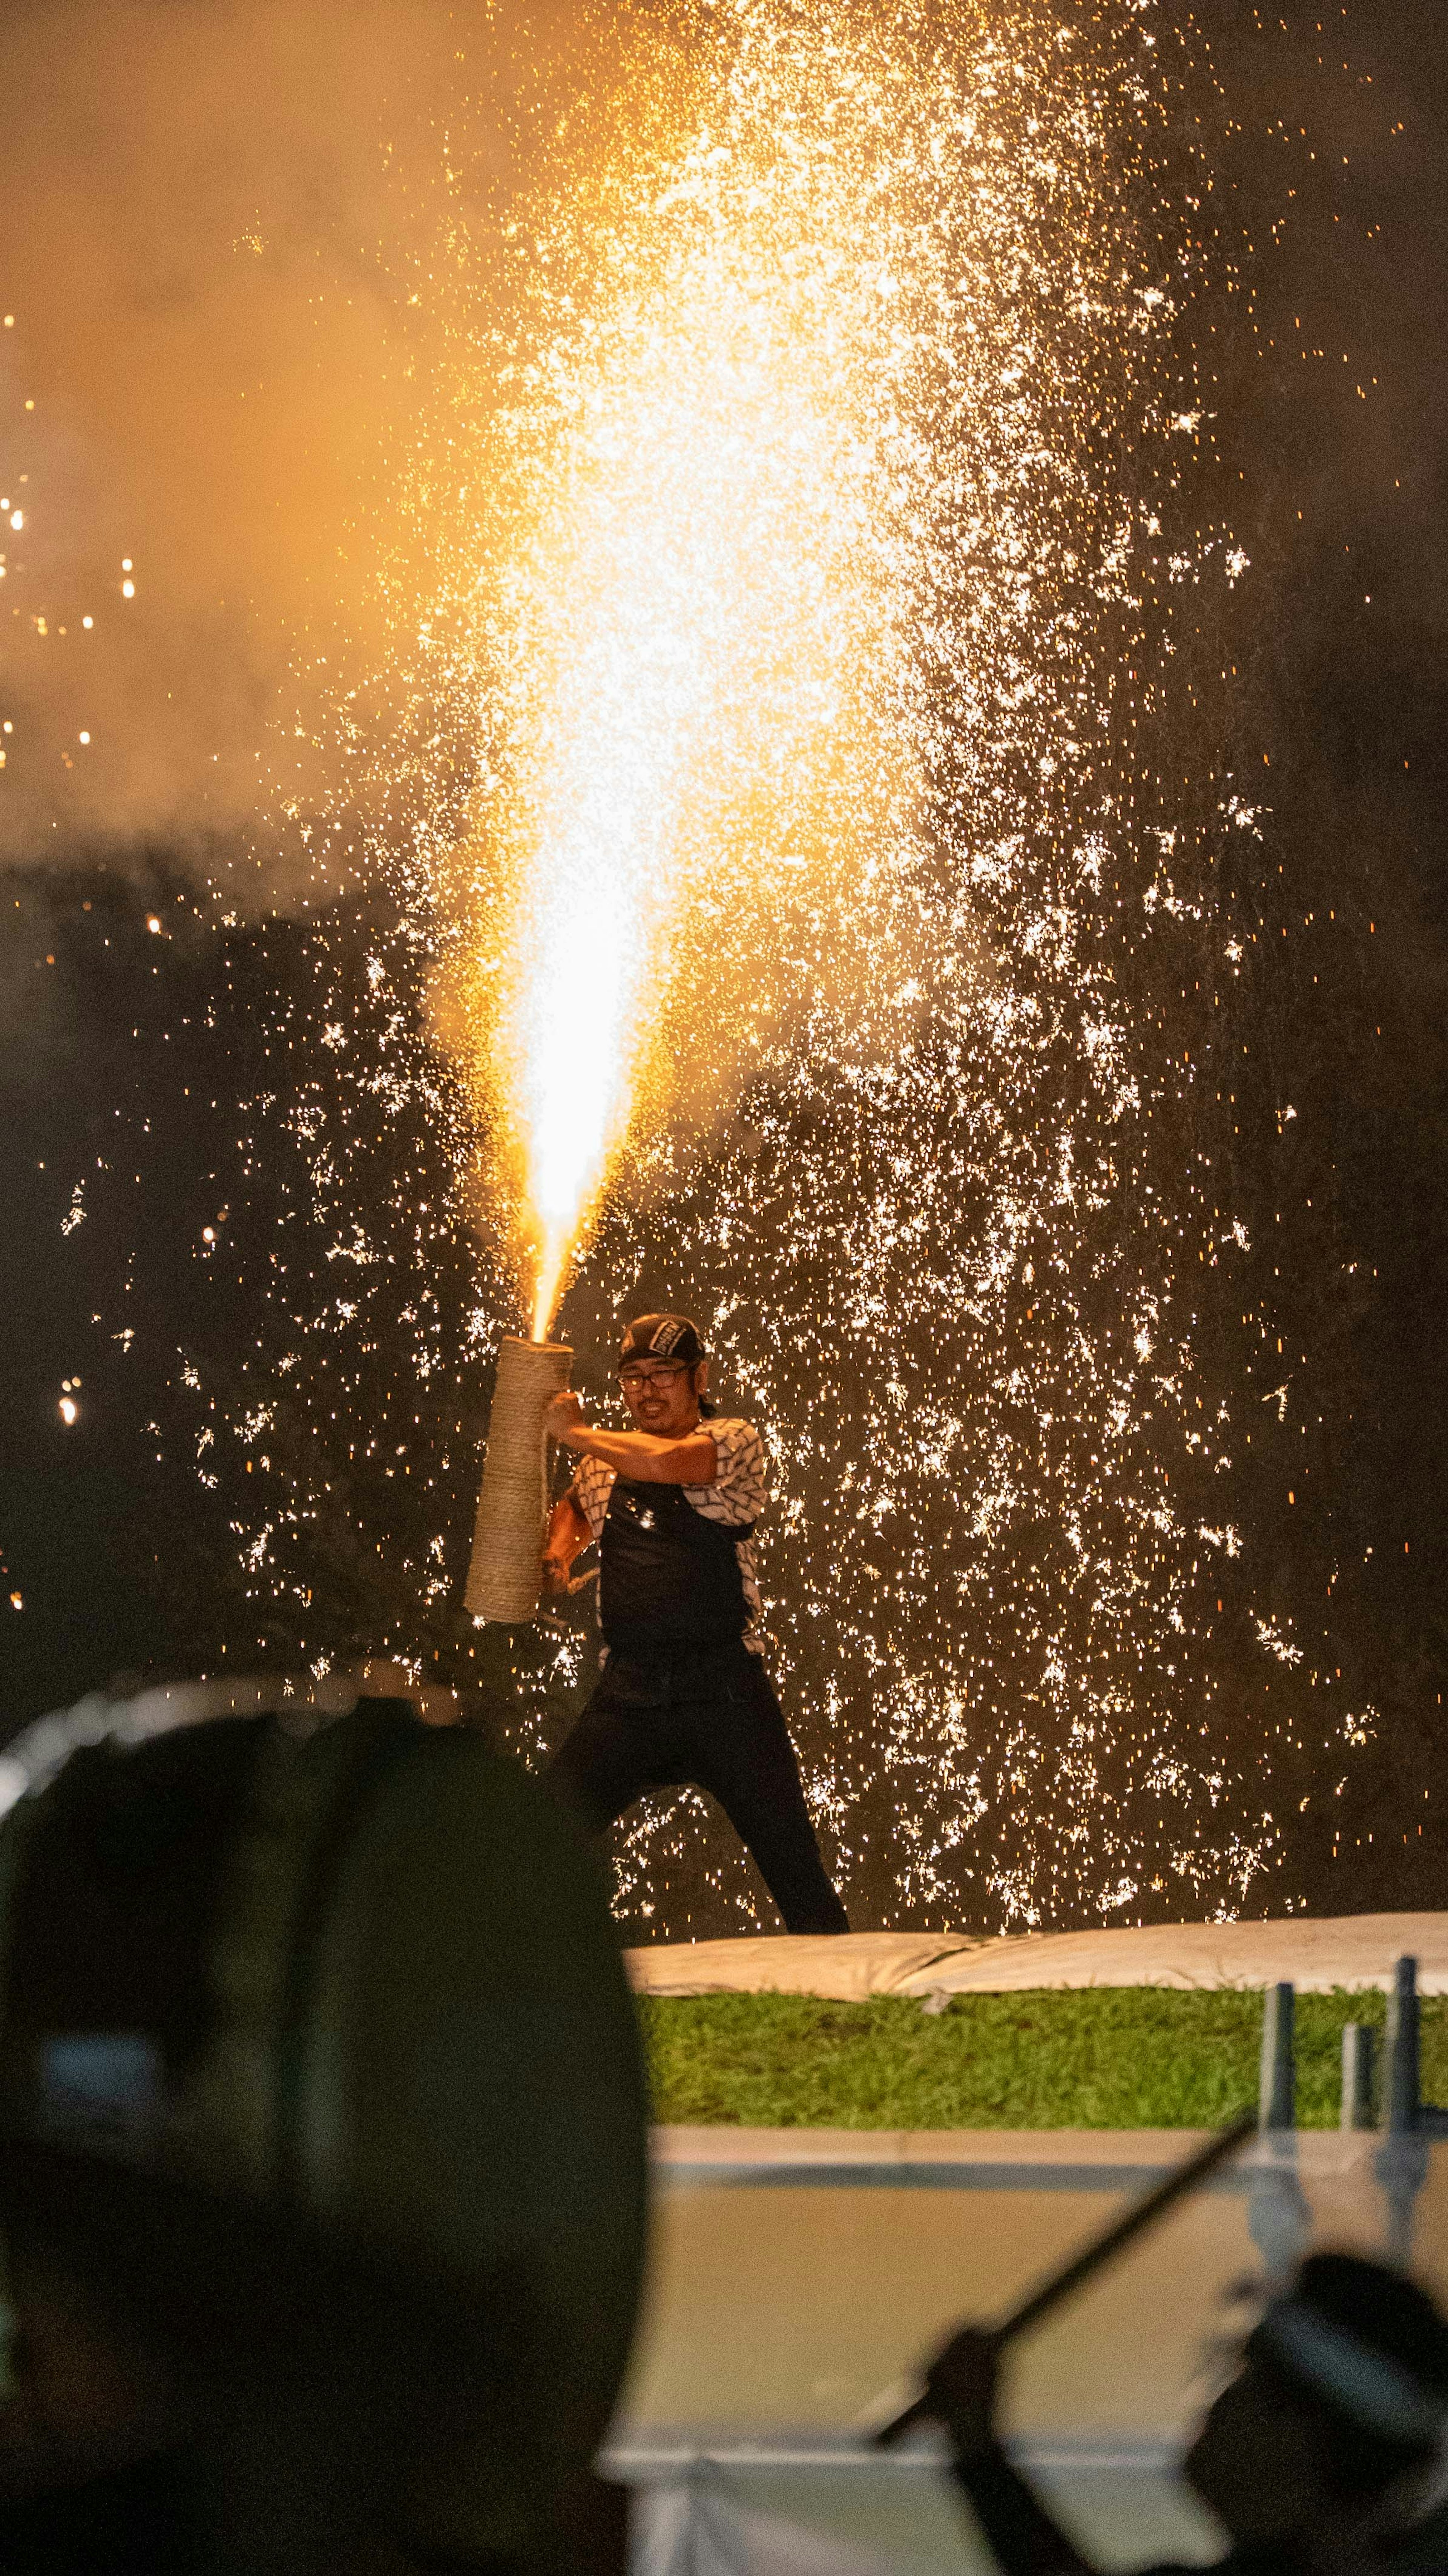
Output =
[{"x1": 2, "y1": 1, "x2": 1445, "y2": 1935}]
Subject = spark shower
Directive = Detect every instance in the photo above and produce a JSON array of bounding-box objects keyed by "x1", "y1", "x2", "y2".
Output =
[
  {"x1": 410, "y1": 0, "x2": 1169, "y2": 1340},
  {"x1": 262, "y1": 0, "x2": 1339, "y2": 1929}
]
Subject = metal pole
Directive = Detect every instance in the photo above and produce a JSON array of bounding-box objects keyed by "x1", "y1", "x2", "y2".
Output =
[
  {"x1": 1259, "y1": 1982, "x2": 1296, "y2": 2132},
  {"x1": 1341, "y1": 2022, "x2": 1375, "y2": 2131},
  {"x1": 1383, "y1": 1956, "x2": 1421, "y2": 2137}
]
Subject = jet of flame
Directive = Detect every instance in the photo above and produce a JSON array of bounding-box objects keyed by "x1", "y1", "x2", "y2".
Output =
[
  {"x1": 505, "y1": 337, "x2": 865, "y2": 1341},
  {"x1": 274, "y1": 1, "x2": 1308, "y2": 1925},
  {"x1": 451, "y1": 8, "x2": 934, "y2": 1339}
]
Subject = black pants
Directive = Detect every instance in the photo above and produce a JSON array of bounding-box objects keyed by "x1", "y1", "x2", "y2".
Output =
[{"x1": 549, "y1": 1644, "x2": 848, "y2": 1936}]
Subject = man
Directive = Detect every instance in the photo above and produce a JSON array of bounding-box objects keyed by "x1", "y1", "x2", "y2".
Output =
[
  {"x1": 541, "y1": 1312, "x2": 848, "y2": 1936},
  {"x1": 920, "y1": 2253, "x2": 1448, "y2": 2576}
]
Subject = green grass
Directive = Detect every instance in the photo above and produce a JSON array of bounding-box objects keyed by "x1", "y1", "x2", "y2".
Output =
[{"x1": 639, "y1": 1988, "x2": 1448, "y2": 2130}]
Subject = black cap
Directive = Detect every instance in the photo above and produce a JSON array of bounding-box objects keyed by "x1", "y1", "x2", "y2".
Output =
[{"x1": 618, "y1": 1313, "x2": 706, "y2": 1368}]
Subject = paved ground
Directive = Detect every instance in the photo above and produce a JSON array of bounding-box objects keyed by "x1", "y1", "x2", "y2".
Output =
[
  {"x1": 624, "y1": 1914, "x2": 1448, "y2": 2000},
  {"x1": 611, "y1": 2126, "x2": 1448, "y2": 2571},
  {"x1": 622, "y1": 1919, "x2": 1448, "y2": 2561}
]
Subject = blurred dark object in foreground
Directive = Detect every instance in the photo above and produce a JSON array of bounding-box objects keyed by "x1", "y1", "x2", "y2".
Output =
[
  {"x1": 924, "y1": 2251, "x2": 1448, "y2": 2576},
  {"x1": 0, "y1": 1693, "x2": 648, "y2": 2572}
]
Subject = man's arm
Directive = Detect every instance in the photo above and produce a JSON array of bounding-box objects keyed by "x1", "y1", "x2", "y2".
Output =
[
  {"x1": 950, "y1": 2448, "x2": 1096, "y2": 2576},
  {"x1": 543, "y1": 1395, "x2": 717, "y2": 1487},
  {"x1": 926, "y1": 2331, "x2": 1097, "y2": 2576},
  {"x1": 541, "y1": 1489, "x2": 593, "y2": 1593}
]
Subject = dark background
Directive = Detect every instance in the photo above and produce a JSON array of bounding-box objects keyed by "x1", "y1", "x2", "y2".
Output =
[{"x1": 2, "y1": 1, "x2": 1445, "y2": 1931}]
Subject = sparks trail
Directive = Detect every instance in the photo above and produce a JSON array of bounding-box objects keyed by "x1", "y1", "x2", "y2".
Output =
[
  {"x1": 409, "y1": 0, "x2": 1175, "y2": 1340},
  {"x1": 213, "y1": 0, "x2": 1311, "y2": 1930}
]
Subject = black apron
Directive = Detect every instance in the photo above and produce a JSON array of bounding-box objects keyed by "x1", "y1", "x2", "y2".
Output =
[{"x1": 598, "y1": 1477, "x2": 755, "y2": 1661}]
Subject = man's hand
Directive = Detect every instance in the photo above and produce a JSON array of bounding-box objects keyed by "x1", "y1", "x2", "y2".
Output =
[
  {"x1": 540, "y1": 1539, "x2": 573, "y2": 1594},
  {"x1": 544, "y1": 1391, "x2": 589, "y2": 1448},
  {"x1": 923, "y1": 2326, "x2": 1003, "y2": 2462},
  {"x1": 542, "y1": 1490, "x2": 591, "y2": 1593}
]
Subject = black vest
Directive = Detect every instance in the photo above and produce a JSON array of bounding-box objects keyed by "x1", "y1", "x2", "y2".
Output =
[{"x1": 599, "y1": 1478, "x2": 755, "y2": 1659}]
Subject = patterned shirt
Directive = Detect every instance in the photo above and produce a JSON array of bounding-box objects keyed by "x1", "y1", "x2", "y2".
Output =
[{"x1": 572, "y1": 1417, "x2": 768, "y2": 1650}]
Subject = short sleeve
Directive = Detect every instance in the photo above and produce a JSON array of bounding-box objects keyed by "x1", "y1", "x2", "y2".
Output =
[
  {"x1": 571, "y1": 1457, "x2": 614, "y2": 1543},
  {"x1": 684, "y1": 1418, "x2": 767, "y2": 1527}
]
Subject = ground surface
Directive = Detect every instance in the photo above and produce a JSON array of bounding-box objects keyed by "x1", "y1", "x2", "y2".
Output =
[
  {"x1": 616, "y1": 2126, "x2": 1443, "y2": 2570},
  {"x1": 639, "y1": 1987, "x2": 1448, "y2": 2128}
]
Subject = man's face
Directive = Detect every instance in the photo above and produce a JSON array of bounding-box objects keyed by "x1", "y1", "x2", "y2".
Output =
[{"x1": 618, "y1": 1359, "x2": 705, "y2": 1438}]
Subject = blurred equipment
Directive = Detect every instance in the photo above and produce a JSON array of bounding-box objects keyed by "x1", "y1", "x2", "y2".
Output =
[
  {"x1": 465, "y1": 1337, "x2": 574, "y2": 1623},
  {"x1": 925, "y1": 2252, "x2": 1448, "y2": 2576},
  {"x1": 0, "y1": 1692, "x2": 647, "y2": 2571}
]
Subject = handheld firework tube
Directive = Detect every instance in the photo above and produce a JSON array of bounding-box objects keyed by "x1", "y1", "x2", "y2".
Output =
[{"x1": 465, "y1": 1334, "x2": 574, "y2": 1623}]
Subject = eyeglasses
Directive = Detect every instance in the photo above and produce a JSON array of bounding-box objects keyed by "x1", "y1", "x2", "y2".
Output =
[{"x1": 618, "y1": 1363, "x2": 689, "y2": 1390}]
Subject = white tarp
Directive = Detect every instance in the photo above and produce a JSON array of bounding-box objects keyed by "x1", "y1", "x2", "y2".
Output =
[
  {"x1": 624, "y1": 1913, "x2": 1448, "y2": 2001},
  {"x1": 625, "y1": 1932, "x2": 972, "y2": 2000},
  {"x1": 632, "y1": 2485, "x2": 896, "y2": 2576}
]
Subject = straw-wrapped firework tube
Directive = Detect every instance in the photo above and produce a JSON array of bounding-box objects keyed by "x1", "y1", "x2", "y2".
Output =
[{"x1": 464, "y1": 1337, "x2": 573, "y2": 1623}]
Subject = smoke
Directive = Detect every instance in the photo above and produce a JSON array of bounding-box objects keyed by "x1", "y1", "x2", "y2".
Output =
[
  {"x1": 1206, "y1": 0, "x2": 1448, "y2": 788},
  {"x1": 0, "y1": 0, "x2": 589, "y2": 895},
  {"x1": 1, "y1": 1, "x2": 1442, "y2": 900},
  {"x1": 4, "y1": 0, "x2": 1448, "y2": 1934}
]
